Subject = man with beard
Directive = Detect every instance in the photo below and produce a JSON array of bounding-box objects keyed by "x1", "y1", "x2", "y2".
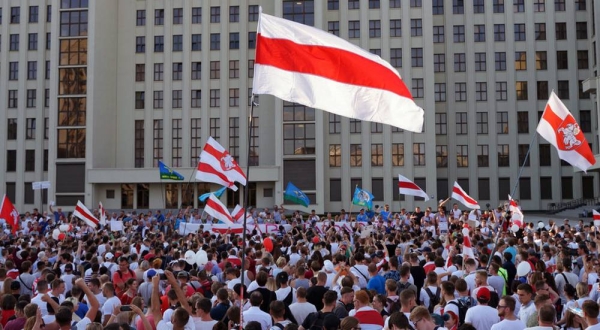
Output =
[{"x1": 491, "y1": 296, "x2": 525, "y2": 330}]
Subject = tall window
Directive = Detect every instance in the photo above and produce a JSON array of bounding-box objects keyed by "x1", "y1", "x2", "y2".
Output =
[
  {"x1": 371, "y1": 144, "x2": 383, "y2": 166},
  {"x1": 578, "y1": 50, "x2": 589, "y2": 69},
  {"x1": 455, "y1": 83, "x2": 467, "y2": 102},
  {"x1": 191, "y1": 62, "x2": 201, "y2": 80},
  {"x1": 135, "y1": 120, "x2": 144, "y2": 168},
  {"x1": 515, "y1": 51, "x2": 527, "y2": 70},
  {"x1": 210, "y1": 33, "x2": 220, "y2": 50},
  {"x1": 478, "y1": 145, "x2": 489, "y2": 167},
  {"x1": 434, "y1": 54, "x2": 445, "y2": 72},
  {"x1": 26, "y1": 90, "x2": 36, "y2": 108},
  {"x1": 391, "y1": 48, "x2": 402, "y2": 68},
  {"x1": 229, "y1": 117, "x2": 239, "y2": 160},
  {"x1": 517, "y1": 112, "x2": 529, "y2": 133},
  {"x1": 516, "y1": 81, "x2": 528, "y2": 100},
  {"x1": 556, "y1": 23, "x2": 567, "y2": 40},
  {"x1": 557, "y1": 80, "x2": 569, "y2": 99},
  {"x1": 537, "y1": 81, "x2": 549, "y2": 100},
  {"x1": 474, "y1": 25, "x2": 485, "y2": 42},
  {"x1": 456, "y1": 112, "x2": 468, "y2": 134},
  {"x1": 249, "y1": 5, "x2": 259, "y2": 21},
  {"x1": 191, "y1": 34, "x2": 201, "y2": 51},
  {"x1": 10, "y1": 7, "x2": 20, "y2": 23},
  {"x1": 371, "y1": 122, "x2": 383, "y2": 133},
  {"x1": 29, "y1": 6, "x2": 39, "y2": 22},
  {"x1": 28, "y1": 33, "x2": 38, "y2": 50},
  {"x1": 154, "y1": 36, "x2": 164, "y2": 52},
  {"x1": 497, "y1": 112, "x2": 508, "y2": 134},
  {"x1": 172, "y1": 63, "x2": 182, "y2": 81},
  {"x1": 210, "y1": 89, "x2": 220, "y2": 107},
  {"x1": 350, "y1": 119, "x2": 361, "y2": 133},
  {"x1": 230, "y1": 32, "x2": 239, "y2": 49},
  {"x1": 457, "y1": 145, "x2": 468, "y2": 167},
  {"x1": 329, "y1": 144, "x2": 341, "y2": 167},
  {"x1": 9, "y1": 62, "x2": 18, "y2": 80},
  {"x1": 476, "y1": 112, "x2": 488, "y2": 134},
  {"x1": 26, "y1": 118, "x2": 36, "y2": 139},
  {"x1": 25, "y1": 150, "x2": 35, "y2": 172},
  {"x1": 349, "y1": 21, "x2": 360, "y2": 38},
  {"x1": 534, "y1": 0, "x2": 545, "y2": 12},
  {"x1": 191, "y1": 90, "x2": 201, "y2": 108},
  {"x1": 494, "y1": 0, "x2": 505, "y2": 13},
  {"x1": 392, "y1": 143, "x2": 404, "y2": 166},
  {"x1": 434, "y1": 83, "x2": 446, "y2": 102},
  {"x1": 518, "y1": 144, "x2": 531, "y2": 167},
  {"x1": 498, "y1": 145, "x2": 510, "y2": 166},
  {"x1": 172, "y1": 90, "x2": 182, "y2": 108},
  {"x1": 329, "y1": 114, "x2": 341, "y2": 134},
  {"x1": 153, "y1": 120, "x2": 163, "y2": 166},
  {"x1": 249, "y1": 116, "x2": 259, "y2": 166},
  {"x1": 328, "y1": 21, "x2": 340, "y2": 36},
  {"x1": 210, "y1": 61, "x2": 220, "y2": 79},
  {"x1": 210, "y1": 6, "x2": 220, "y2": 23},
  {"x1": 328, "y1": 0, "x2": 339, "y2": 10},
  {"x1": 476, "y1": 82, "x2": 487, "y2": 101},
  {"x1": 495, "y1": 52, "x2": 506, "y2": 71},
  {"x1": 536, "y1": 51, "x2": 547, "y2": 70},
  {"x1": 473, "y1": 0, "x2": 485, "y2": 13},
  {"x1": 433, "y1": 26, "x2": 444, "y2": 43},
  {"x1": 410, "y1": 19, "x2": 422, "y2": 37},
  {"x1": 153, "y1": 91, "x2": 163, "y2": 109},
  {"x1": 190, "y1": 119, "x2": 201, "y2": 166},
  {"x1": 514, "y1": 24, "x2": 526, "y2": 41},
  {"x1": 154, "y1": 9, "x2": 164, "y2": 25},
  {"x1": 412, "y1": 79, "x2": 424, "y2": 98},
  {"x1": 172, "y1": 35, "x2": 182, "y2": 51},
  {"x1": 454, "y1": 53, "x2": 466, "y2": 72},
  {"x1": 539, "y1": 144, "x2": 551, "y2": 166},
  {"x1": 390, "y1": 19, "x2": 401, "y2": 37},
  {"x1": 453, "y1": 25, "x2": 465, "y2": 42},
  {"x1": 229, "y1": 60, "x2": 239, "y2": 79},
  {"x1": 453, "y1": 0, "x2": 465, "y2": 14},
  {"x1": 436, "y1": 145, "x2": 448, "y2": 168},
  {"x1": 435, "y1": 113, "x2": 447, "y2": 134},
  {"x1": 136, "y1": 10, "x2": 145, "y2": 26},
  {"x1": 475, "y1": 53, "x2": 486, "y2": 71},
  {"x1": 171, "y1": 119, "x2": 182, "y2": 167},
  {"x1": 494, "y1": 24, "x2": 505, "y2": 41},
  {"x1": 496, "y1": 82, "x2": 508, "y2": 101},
  {"x1": 350, "y1": 144, "x2": 362, "y2": 167},
  {"x1": 413, "y1": 143, "x2": 425, "y2": 166},
  {"x1": 229, "y1": 89, "x2": 239, "y2": 107},
  {"x1": 411, "y1": 48, "x2": 423, "y2": 67},
  {"x1": 555, "y1": 0, "x2": 565, "y2": 11},
  {"x1": 433, "y1": 0, "x2": 444, "y2": 14},
  {"x1": 229, "y1": 6, "x2": 239, "y2": 22},
  {"x1": 210, "y1": 118, "x2": 220, "y2": 140},
  {"x1": 576, "y1": 22, "x2": 588, "y2": 39},
  {"x1": 370, "y1": 20, "x2": 381, "y2": 38},
  {"x1": 557, "y1": 51, "x2": 568, "y2": 69},
  {"x1": 136, "y1": 64, "x2": 145, "y2": 82},
  {"x1": 7, "y1": 119, "x2": 17, "y2": 141},
  {"x1": 535, "y1": 23, "x2": 546, "y2": 40},
  {"x1": 514, "y1": 0, "x2": 525, "y2": 12},
  {"x1": 135, "y1": 92, "x2": 145, "y2": 109}
]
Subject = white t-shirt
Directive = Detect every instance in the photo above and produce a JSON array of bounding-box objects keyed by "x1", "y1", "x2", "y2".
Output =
[
  {"x1": 75, "y1": 317, "x2": 92, "y2": 330},
  {"x1": 465, "y1": 305, "x2": 500, "y2": 330},
  {"x1": 519, "y1": 302, "x2": 536, "y2": 323},
  {"x1": 491, "y1": 319, "x2": 526, "y2": 330},
  {"x1": 289, "y1": 302, "x2": 317, "y2": 326},
  {"x1": 194, "y1": 318, "x2": 218, "y2": 329},
  {"x1": 102, "y1": 296, "x2": 121, "y2": 316}
]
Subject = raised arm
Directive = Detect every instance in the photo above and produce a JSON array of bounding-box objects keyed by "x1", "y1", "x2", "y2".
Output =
[
  {"x1": 164, "y1": 270, "x2": 191, "y2": 314},
  {"x1": 76, "y1": 278, "x2": 99, "y2": 322},
  {"x1": 151, "y1": 274, "x2": 162, "y2": 327}
]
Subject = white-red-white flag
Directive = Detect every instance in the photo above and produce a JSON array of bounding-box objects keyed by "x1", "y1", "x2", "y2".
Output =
[
  {"x1": 99, "y1": 202, "x2": 107, "y2": 225},
  {"x1": 593, "y1": 210, "x2": 600, "y2": 227},
  {"x1": 462, "y1": 235, "x2": 475, "y2": 261},
  {"x1": 444, "y1": 246, "x2": 453, "y2": 269},
  {"x1": 508, "y1": 195, "x2": 524, "y2": 228},
  {"x1": 230, "y1": 205, "x2": 245, "y2": 224},
  {"x1": 537, "y1": 91, "x2": 596, "y2": 172},
  {"x1": 451, "y1": 182, "x2": 480, "y2": 210},
  {"x1": 0, "y1": 195, "x2": 19, "y2": 234},
  {"x1": 398, "y1": 174, "x2": 430, "y2": 201},
  {"x1": 73, "y1": 201, "x2": 99, "y2": 228},
  {"x1": 205, "y1": 194, "x2": 234, "y2": 226},
  {"x1": 196, "y1": 137, "x2": 247, "y2": 191},
  {"x1": 252, "y1": 10, "x2": 424, "y2": 133}
]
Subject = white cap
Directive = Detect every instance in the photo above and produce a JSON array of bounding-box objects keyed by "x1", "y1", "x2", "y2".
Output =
[{"x1": 105, "y1": 252, "x2": 114, "y2": 260}]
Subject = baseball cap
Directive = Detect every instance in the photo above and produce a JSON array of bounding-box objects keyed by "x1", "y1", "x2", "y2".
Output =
[
  {"x1": 323, "y1": 260, "x2": 334, "y2": 272},
  {"x1": 144, "y1": 253, "x2": 156, "y2": 261},
  {"x1": 418, "y1": 247, "x2": 432, "y2": 253},
  {"x1": 147, "y1": 269, "x2": 157, "y2": 279},
  {"x1": 177, "y1": 271, "x2": 189, "y2": 279},
  {"x1": 105, "y1": 252, "x2": 114, "y2": 260},
  {"x1": 476, "y1": 287, "x2": 491, "y2": 301}
]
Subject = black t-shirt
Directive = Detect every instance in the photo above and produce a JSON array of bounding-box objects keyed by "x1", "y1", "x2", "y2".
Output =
[
  {"x1": 410, "y1": 265, "x2": 426, "y2": 300},
  {"x1": 306, "y1": 285, "x2": 329, "y2": 311},
  {"x1": 302, "y1": 311, "x2": 333, "y2": 330}
]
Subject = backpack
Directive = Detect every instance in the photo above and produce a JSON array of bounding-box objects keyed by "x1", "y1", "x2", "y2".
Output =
[
  {"x1": 272, "y1": 323, "x2": 285, "y2": 330},
  {"x1": 488, "y1": 290, "x2": 500, "y2": 308},
  {"x1": 200, "y1": 279, "x2": 213, "y2": 299},
  {"x1": 396, "y1": 281, "x2": 411, "y2": 296},
  {"x1": 308, "y1": 311, "x2": 326, "y2": 330},
  {"x1": 387, "y1": 297, "x2": 401, "y2": 314},
  {"x1": 425, "y1": 287, "x2": 441, "y2": 314},
  {"x1": 448, "y1": 298, "x2": 473, "y2": 326}
]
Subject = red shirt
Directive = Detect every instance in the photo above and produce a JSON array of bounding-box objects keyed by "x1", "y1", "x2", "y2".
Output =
[
  {"x1": 1, "y1": 309, "x2": 15, "y2": 326},
  {"x1": 6, "y1": 269, "x2": 19, "y2": 280},
  {"x1": 112, "y1": 269, "x2": 136, "y2": 296}
]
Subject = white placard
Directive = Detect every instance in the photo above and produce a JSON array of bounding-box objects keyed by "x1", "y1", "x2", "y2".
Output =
[{"x1": 32, "y1": 181, "x2": 51, "y2": 190}]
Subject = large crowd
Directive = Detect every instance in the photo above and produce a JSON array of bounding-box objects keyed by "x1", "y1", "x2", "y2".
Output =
[{"x1": 0, "y1": 201, "x2": 599, "y2": 330}]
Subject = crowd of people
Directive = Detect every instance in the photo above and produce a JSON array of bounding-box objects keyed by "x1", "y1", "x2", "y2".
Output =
[{"x1": 0, "y1": 201, "x2": 599, "y2": 330}]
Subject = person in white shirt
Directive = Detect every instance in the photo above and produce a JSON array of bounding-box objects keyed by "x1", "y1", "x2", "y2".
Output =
[
  {"x1": 149, "y1": 270, "x2": 194, "y2": 330},
  {"x1": 289, "y1": 287, "x2": 317, "y2": 326},
  {"x1": 192, "y1": 298, "x2": 218, "y2": 329},
  {"x1": 100, "y1": 283, "x2": 121, "y2": 326},
  {"x1": 464, "y1": 287, "x2": 500, "y2": 330},
  {"x1": 32, "y1": 280, "x2": 50, "y2": 316},
  {"x1": 524, "y1": 304, "x2": 556, "y2": 330},
  {"x1": 491, "y1": 296, "x2": 526, "y2": 330},
  {"x1": 419, "y1": 272, "x2": 440, "y2": 311},
  {"x1": 517, "y1": 283, "x2": 536, "y2": 324},
  {"x1": 243, "y1": 291, "x2": 272, "y2": 330},
  {"x1": 471, "y1": 270, "x2": 497, "y2": 300}
]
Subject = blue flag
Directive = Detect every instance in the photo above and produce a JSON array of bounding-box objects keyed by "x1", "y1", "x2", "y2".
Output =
[
  {"x1": 284, "y1": 182, "x2": 310, "y2": 207},
  {"x1": 352, "y1": 187, "x2": 374, "y2": 210},
  {"x1": 198, "y1": 186, "x2": 227, "y2": 202},
  {"x1": 158, "y1": 161, "x2": 184, "y2": 180}
]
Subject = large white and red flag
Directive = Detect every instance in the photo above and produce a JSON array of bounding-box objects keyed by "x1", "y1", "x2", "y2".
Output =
[
  {"x1": 204, "y1": 195, "x2": 243, "y2": 234},
  {"x1": 252, "y1": 10, "x2": 424, "y2": 133},
  {"x1": 398, "y1": 174, "x2": 430, "y2": 201},
  {"x1": 451, "y1": 182, "x2": 480, "y2": 210},
  {"x1": 593, "y1": 210, "x2": 600, "y2": 227},
  {"x1": 537, "y1": 91, "x2": 596, "y2": 172},
  {"x1": 73, "y1": 201, "x2": 99, "y2": 228},
  {"x1": 230, "y1": 205, "x2": 245, "y2": 224},
  {"x1": 0, "y1": 195, "x2": 19, "y2": 234},
  {"x1": 99, "y1": 202, "x2": 107, "y2": 225},
  {"x1": 196, "y1": 137, "x2": 247, "y2": 191}
]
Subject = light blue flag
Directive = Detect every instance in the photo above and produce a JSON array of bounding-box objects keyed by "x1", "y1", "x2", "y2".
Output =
[
  {"x1": 352, "y1": 187, "x2": 374, "y2": 210},
  {"x1": 199, "y1": 186, "x2": 227, "y2": 202}
]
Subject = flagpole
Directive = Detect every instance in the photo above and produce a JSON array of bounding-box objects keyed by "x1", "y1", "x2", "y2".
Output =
[
  {"x1": 182, "y1": 160, "x2": 199, "y2": 209},
  {"x1": 486, "y1": 132, "x2": 538, "y2": 271},
  {"x1": 348, "y1": 184, "x2": 358, "y2": 222},
  {"x1": 239, "y1": 95, "x2": 257, "y2": 329}
]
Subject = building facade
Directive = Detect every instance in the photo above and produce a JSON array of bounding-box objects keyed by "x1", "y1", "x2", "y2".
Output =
[{"x1": 0, "y1": 0, "x2": 597, "y2": 213}]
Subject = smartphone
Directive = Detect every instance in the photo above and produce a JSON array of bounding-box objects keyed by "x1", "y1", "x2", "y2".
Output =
[
  {"x1": 120, "y1": 305, "x2": 132, "y2": 312},
  {"x1": 159, "y1": 273, "x2": 168, "y2": 280}
]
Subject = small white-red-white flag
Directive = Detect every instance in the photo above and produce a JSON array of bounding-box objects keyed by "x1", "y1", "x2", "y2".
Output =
[
  {"x1": 231, "y1": 205, "x2": 245, "y2": 223},
  {"x1": 508, "y1": 195, "x2": 524, "y2": 228},
  {"x1": 196, "y1": 137, "x2": 247, "y2": 191},
  {"x1": 204, "y1": 194, "x2": 234, "y2": 226},
  {"x1": 0, "y1": 195, "x2": 19, "y2": 234},
  {"x1": 537, "y1": 91, "x2": 596, "y2": 172},
  {"x1": 398, "y1": 174, "x2": 430, "y2": 201},
  {"x1": 252, "y1": 10, "x2": 424, "y2": 133},
  {"x1": 99, "y1": 202, "x2": 107, "y2": 225},
  {"x1": 444, "y1": 246, "x2": 453, "y2": 269},
  {"x1": 451, "y1": 182, "x2": 480, "y2": 210},
  {"x1": 593, "y1": 210, "x2": 600, "y2": 227},
  {"x1": 462, "y1": 235, "x2": 475, "y2": 261},
  {"x1": 73, "y1": 201, "x2": 99, "y2": 228}
]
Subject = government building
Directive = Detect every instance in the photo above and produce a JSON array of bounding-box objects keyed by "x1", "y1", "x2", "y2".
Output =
[{"x1": 1, "y1": 0, "x2": 598, "y2": 214}]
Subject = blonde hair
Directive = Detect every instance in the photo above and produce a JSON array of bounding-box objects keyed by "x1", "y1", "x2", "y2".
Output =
[
  {"x1": 266, "y1": 277, "x2": 277, "y2": 291},
  {"x1": 576, "y1": 282, "x2": 589, "y2": 298}
]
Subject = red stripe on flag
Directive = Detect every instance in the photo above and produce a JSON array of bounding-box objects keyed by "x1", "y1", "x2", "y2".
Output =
[
  {"x1": 399, "y1": 181, "x2": 422, "y2": 191},
  {"x1": 198, "y1": 163, "x2": 234, "y2": 186},
  {"x1": 75, "y1": 205, "x2": 99, "y2": 225},
  {"x1": 207, "y1": 198, "x2": 233, "y2": 222},
  {"x1": 542, "y1": 104, "x2": 596, "y2": 163},
  {"x1": 256, "y1": 34, "x2": 413, "y2": 101},
  {"x1": 452, "y1": 186, "x2": 478, "y2": 205}
]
